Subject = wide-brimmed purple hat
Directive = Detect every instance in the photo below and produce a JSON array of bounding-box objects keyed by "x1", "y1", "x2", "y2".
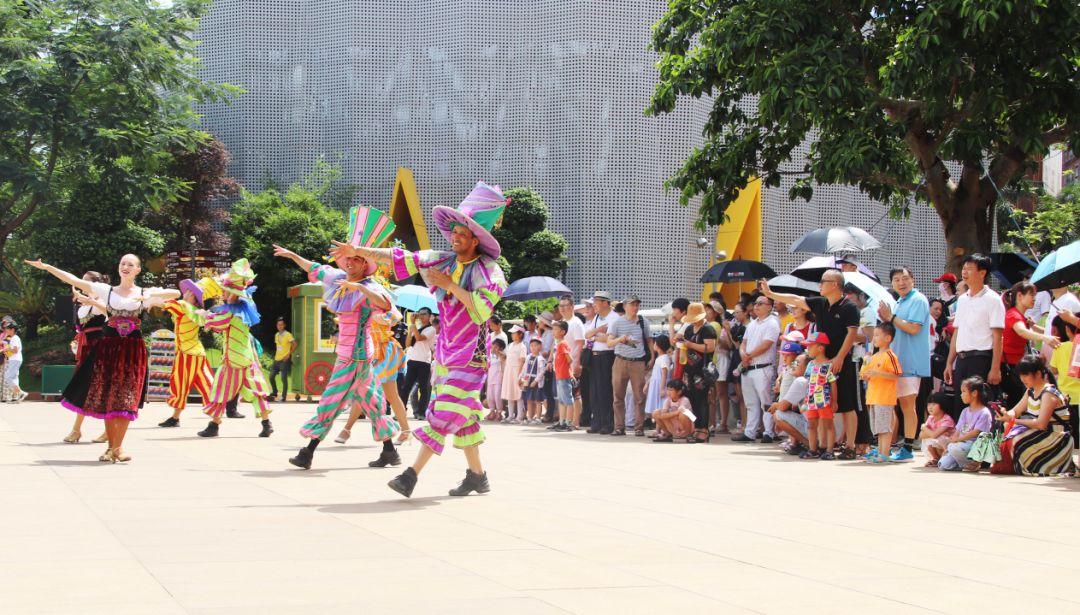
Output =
[
  {"x1": 432, "y1": 182, "x2": 507, "y2": 259},
  {"x1": 179, "y1": 278, "x2": 204, "y2": 307}
]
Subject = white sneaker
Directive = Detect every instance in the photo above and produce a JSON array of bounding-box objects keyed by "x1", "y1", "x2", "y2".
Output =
[{"x1": 17, "y1": 391, "x2": 28, "y2": 403}]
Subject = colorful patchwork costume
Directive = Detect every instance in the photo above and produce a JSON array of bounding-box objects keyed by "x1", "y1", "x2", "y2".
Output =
[
  {"x1": 163, "y1": 283, "x2": 213, "y2": 412},
  {"x1": 390, "y1": 182, "x2": 507, "y2": 455},
  {"x1": 299, "y1": 206, "x2": 398, "y2": 442},
  {"x1": 200, "y1": 260, "x2": 272, "y2": 422}
]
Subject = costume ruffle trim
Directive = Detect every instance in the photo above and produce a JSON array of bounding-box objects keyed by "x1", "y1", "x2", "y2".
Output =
[{"x1": 61, "y1": 398, "x2": 137, "y2": 421}]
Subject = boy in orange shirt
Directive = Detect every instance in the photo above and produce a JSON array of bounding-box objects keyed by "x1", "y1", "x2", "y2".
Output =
[{"x1": 860, "y1": 322, "x2": 903, "y2": 463}]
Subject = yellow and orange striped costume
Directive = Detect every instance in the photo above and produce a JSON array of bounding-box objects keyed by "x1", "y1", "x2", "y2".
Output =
[{"x1": 162, "y1": 299, "x2": 212, "y2": 411}]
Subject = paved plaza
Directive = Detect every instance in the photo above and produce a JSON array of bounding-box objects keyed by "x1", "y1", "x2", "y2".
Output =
[{"x1": 3, "y1": 400, "x2": 1079, "y2": 614}]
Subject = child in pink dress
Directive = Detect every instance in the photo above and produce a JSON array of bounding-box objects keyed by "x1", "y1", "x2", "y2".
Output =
[
  {"x1": 485, "y1": 338, "x2": 505, "y2": 421},
  {"x1": 919, "y1": 391, "x2": 957, "y2": 466}
]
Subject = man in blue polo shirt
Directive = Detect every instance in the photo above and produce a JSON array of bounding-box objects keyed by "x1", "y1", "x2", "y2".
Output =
[{"x1": 877, "y1": 266, "x2": 930, "y2": 461}]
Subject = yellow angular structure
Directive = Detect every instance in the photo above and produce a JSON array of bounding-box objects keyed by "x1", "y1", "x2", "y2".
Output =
[{"x1": 702, "y1": 178, "x2": 763, "y2": 305}]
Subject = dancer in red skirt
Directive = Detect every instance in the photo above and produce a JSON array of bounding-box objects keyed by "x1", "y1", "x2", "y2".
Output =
[
  {"x1": 27, "y1": 255, "x2": 179, "y2": 462},
  {"x1": 62, "y1": 271, "x2": 111, "y2": 445}
]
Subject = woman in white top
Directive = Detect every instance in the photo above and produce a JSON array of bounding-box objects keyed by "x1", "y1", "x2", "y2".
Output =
[{"x1": 27, "y1": 255, "x2": 178, "y2": 463}]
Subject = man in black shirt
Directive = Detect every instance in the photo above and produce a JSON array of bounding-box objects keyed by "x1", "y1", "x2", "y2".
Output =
[{"x1": 760, "y1": 270, "x2": 861, "y2": 457}]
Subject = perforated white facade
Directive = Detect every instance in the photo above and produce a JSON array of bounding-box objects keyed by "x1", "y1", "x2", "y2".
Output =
[{"x1": 195, "y1": 0, "x2": 947, "y2": 306}]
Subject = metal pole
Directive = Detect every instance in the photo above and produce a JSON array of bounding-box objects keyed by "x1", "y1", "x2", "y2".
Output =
[{"x1": 189, "y1": 235, "x2": 197, "y2": 281}]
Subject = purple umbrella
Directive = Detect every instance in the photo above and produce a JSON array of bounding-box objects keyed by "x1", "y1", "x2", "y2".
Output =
[{"x1": 791, "y1": 255, "x2": 879, "y2": 283}]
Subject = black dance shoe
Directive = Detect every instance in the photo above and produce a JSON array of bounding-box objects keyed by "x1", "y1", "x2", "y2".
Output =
[{"x1": 448, "y1": 469, "x2": 490, "y2": 496}]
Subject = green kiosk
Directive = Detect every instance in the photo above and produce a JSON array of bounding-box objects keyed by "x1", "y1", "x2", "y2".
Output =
[{"x1": 287, "y1": 282, "x2": 337, "y2": 400}]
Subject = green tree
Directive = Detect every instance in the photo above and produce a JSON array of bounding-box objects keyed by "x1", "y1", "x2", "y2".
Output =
[
  {"x1": 158, "y1": 136, "x2": 239, "y2": 251},
  {"x1": 491, "y1": 188, "x2": 569, "y2": 282},
  {"x1": 228, "y1": 177, "x2": 347, "y2": 343},
  {"x1": 648, "y1": 1, "x2": 1080, "y2": 271},
  {"x1": 0, "y1": 0, "x2": 237, "y2": 262},
  {"x1": 1008, "y1": 182, "x2": 1080, "y2": 254},
  {"x1": 20, "y1": 162, "x2": 166, "y2": 275}
]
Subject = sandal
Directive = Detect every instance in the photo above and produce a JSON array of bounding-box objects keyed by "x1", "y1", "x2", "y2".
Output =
[
  {"x1": 99, "y1": 448, "x2": 116, "y2": 463},
  {"x1": 839, "y1": 448, "x2": 857, "y2": 460},
  {"x1": 654, "y1": 435, "x2": 673, "y2": 443},
  {"x1": 924, "y1": 459, "x2": 939, "y2": 468},
  {"x1": 962, "y1": 461, "x2": 981, "y2": 473},
  {"x1": 113, "y1": 448, "x2": 132, "y2": 462},
  {"x1": 686, "y1": 429, "x2": 710, "y2": 444},
  {"x1": 92, "y1": 432, "x2": 108, "y2": 444},
  {"x1": 63, "y1": 430, "x2": 82, "y2": 444},
  {"x1": 334, "y1": 428, "x2": 351, "y2": 444}
]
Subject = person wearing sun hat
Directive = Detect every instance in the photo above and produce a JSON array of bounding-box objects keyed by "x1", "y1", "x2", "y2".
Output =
[
  {"x1": 677, "y1": 302, "x2": 718, "y2": 442},
  {"x1": 332, "y1": 181, "x2": 508, "y2": 497},
  {"x1": 196, "y1": 258, "x2": 275, "y2": 439},
  {"x1": 158, "y1": 277, "x2": 215, "y2": 428},
  {"x1": 273, "y1": 206, "x2": 403, "y2": 470}
]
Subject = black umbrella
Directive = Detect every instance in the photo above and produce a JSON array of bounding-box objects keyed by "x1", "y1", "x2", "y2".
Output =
[
  {"x1": 790, "y1": 227, "x2": 882, "y2": 254},
  {"x1": 767, "y1": 275, "x2": 821, "y2": 297},
  {"x1": 700, "y1": 259, "x2": 777, "y2": 283},
  {"x1": 790, "y1": 255, "x2": 880, "y2": 283},
  {"x1": 989, "y1": 252, "x2": 1038, "y2": 288}
]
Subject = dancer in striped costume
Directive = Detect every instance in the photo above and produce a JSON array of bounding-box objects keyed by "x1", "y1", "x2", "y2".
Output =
[
  {"x1": 158, "y1": 278, "x2": 213, "y2": 427},
  {"x1": 333, "y1": 181, "x2": 508, "y2": 497},
  {"x1": 196, "y1": 259, "x2": 274, "y2": 438},
  {"x1": 275, "y1": 205, "x2": 402, "y2": 470},
  {"x1": 334, "y1": 307, "x2": 413, "y2": 457}
]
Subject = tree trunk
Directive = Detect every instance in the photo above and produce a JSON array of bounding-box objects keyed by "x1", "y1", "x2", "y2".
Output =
[
  {"x1": 26, "y1": 315, "x2": 39, "y2": 341},
  {"x1": 939, "y1": 193, "x2": 994, "y2": 274}
]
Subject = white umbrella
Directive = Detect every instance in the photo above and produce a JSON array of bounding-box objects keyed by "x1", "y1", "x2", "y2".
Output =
[{"x1": 842, "y1": 272, "x2": 896, "y2": 312}]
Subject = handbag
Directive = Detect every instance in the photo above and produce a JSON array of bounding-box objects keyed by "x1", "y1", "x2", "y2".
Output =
[
  {"x1": 989, "y1": 437, "x2": 1015, "y2": 474},
  {"x1": 967, "y1": 431, "x2": 1002, "y2": 464}
]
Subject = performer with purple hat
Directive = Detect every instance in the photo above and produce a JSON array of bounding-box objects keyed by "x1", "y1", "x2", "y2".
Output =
[
  {"x1": 158, "y1": 278, "x2": 213, "y2": 428},
  {"x1": 332, "y1": 181, "x2": 507, "y2": 497}
]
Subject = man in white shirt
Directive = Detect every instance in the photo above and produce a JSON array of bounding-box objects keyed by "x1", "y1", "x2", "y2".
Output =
[
  {"x1": 403, "y1": 307, "x2": 436, "y2": 420},
  {"x1": 732, "y1": 296, "x2": 780, "y2": 442},
  {"x1": 584, "y1": 291, "x2": 620, "y2": 434},
  {"x1": 944, "y1": 254, "x2": 1005, "y2": 418}
]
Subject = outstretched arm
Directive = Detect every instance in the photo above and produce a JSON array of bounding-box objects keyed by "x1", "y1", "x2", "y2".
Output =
[
  {"x1": 334, "y1": 279, "x2": 392, "y2": 311},
  {"x1": 273, "y1": 244, "x2": 316, "y2": 272},
  {"x1": 25, "y1": 260, "x2": 93, "y2": 294},
  {"x1": 331, "y1": 242, "x2": 394, "y2": 266},
  {"x1": 73, "y1": 290, "x2": 107, "y2": 314},
  {"x1": 757, "y1": 279, "x2": 809, "y2": 311}
]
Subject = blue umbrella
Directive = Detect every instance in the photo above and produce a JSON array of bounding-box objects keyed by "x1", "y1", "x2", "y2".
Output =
[
  {"x1": 394, "y1": 284, "x2": 438, "y2": 314},
  {"x1": 503, "y1": 276, "x2": 571, "y2": 301},
  {"x1": 1031, "y1": 240, "x2": 1080, "y2": 291}
]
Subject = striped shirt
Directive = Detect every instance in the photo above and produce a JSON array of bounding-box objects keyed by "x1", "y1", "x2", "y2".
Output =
[
  {"x1": 163, "y1": 299, "x2": 206, "y2": 356},
  {"x1": 392, "y1": 248, "x2": 506, "y2": 368}
]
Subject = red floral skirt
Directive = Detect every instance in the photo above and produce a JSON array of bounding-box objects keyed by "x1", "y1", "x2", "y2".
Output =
[{"x1": 62, "y1": 334, "x2": 147, "y2": 421}]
